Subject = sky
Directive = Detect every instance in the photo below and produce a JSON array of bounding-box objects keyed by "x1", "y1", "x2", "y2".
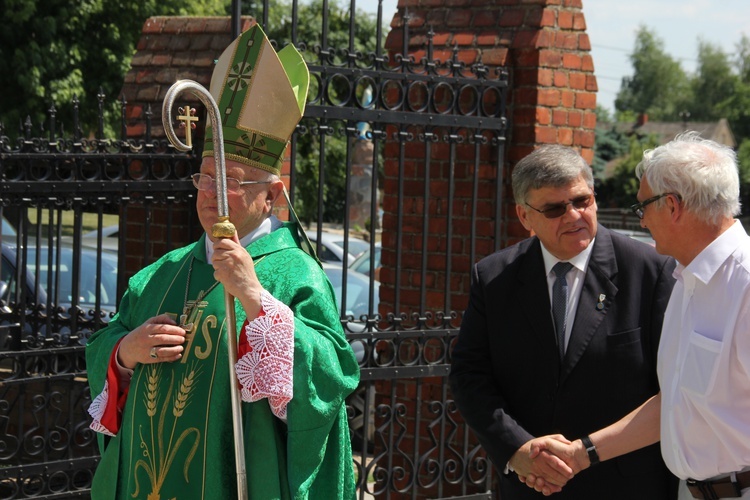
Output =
[{"x1": 361, "y1": 0, "x2": 750, "y2": 113}]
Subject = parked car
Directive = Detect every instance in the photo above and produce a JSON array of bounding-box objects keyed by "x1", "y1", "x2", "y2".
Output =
[
  {"x1": 0, "y1": 243, "x2": 47, "y2": 306},
  {"x1": 82, "y1": 225, "x2": 119, "y2": 253},
  {"x1": 612, "y1": 228, "x2": 655, "y2": 246},
  {"x1": 307, "y1": 229, "x2": 369, "y2": 267},
  {"x1": 2, "y1": 218, "x2": 16, "y2": 237},
  {"x1": 349, "y1": 242, "x2": 381, "y2": 282},
  {"x1": 0, "y1": 242, "x2": 118, "y2": 313},
  {"x1": 321, "y1": 263, "x2": 378, "y2": 323},
  {"x1": 321, "y1": 263, "x2": 379, "y2": 452}
]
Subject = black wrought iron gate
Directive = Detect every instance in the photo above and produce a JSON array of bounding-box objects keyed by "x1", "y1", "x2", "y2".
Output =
[{"x1": 0, "y1": 0, "x2": 507, "y2": 498}]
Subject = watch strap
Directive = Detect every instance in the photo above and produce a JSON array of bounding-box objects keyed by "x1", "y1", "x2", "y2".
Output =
[{"x1": 581, "y1": 435, "x2": 600, "y2": 466}]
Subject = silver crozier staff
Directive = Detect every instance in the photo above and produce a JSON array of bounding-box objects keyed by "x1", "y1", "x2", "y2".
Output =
[{"x1": 162, "y1": 79, "x2": 248, "y2": 500}]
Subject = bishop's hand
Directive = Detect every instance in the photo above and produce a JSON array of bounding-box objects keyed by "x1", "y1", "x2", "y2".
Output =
[
  {"x1": 211, "y1": 234, "x2": 264, "y2": 320},
  {"x1": 117, "y1": 314, "x2": 187, "y2": 368}
]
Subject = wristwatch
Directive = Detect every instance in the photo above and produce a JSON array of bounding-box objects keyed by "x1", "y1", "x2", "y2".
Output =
[{"x1": 581, "y1": 435, "x2": 600, "y2": 466}]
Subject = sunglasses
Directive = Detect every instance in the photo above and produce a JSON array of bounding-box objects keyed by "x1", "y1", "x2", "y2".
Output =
[
  {"x1": 525, "y1": 193, "x2": 595, "y2": 219},
  {"x1": 630, "y1": 193, "x2": 680, "y2": 219}
]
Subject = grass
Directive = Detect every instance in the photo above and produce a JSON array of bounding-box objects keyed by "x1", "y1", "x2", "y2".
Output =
[{"x1": 26, "y1": 209, "x2": 119, "y2": 236}]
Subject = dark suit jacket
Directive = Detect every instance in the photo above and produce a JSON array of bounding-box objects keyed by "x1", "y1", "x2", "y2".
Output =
[{"x1": 449, "y1": 225, "x2": 678, "y2": 499}]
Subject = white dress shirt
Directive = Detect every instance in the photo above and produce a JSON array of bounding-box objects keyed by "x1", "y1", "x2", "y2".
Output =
[
  {"x1": 540, "y1": 241, "x2": 594, "y2": 352},
  {"x1": 658, "y1": 220, "x2": 750, "y2": 480}
]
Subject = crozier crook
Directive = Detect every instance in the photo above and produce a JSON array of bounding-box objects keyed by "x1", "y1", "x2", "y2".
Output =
[{"x1": 162, "y1": 79, "x2": 248, "y2": 500}]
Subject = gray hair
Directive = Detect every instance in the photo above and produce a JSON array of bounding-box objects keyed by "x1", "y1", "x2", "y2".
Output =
[
  {"x1": 635, "y1": 132, "x2": 740, "y2": 224},
  {"x1": 250, "y1": 167, "x2": 279, "y2": 184},
  {"x1": 512, "y1": 145, "x2": 594, "y2": 205}
]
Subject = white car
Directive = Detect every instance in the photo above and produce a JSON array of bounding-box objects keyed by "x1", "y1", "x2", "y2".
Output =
[
  {"x1": 306, "y1": 229, "x2": 369, "y2": 266},
  {"x1": 612, "y1": 228, "x2": 655, "y2": 246},
  {"x1": 349, "y1": 242, "x2": 381, "y2": 281},
  {"x1": 321, "y1": 263, "x2": 378, "y2": 323}
]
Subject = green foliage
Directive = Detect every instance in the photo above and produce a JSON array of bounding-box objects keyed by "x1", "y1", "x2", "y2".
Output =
[
  {"x1": 714, "y1": 35, "x2": 750, "y2": 143},
  {"x1": 592, "y1": 126, "x2": 629, "y2": 180},
  {"x1": 737, "y1": 35, "x2": 750, "y2": 82},
  {"x1": 690, "y1": 40, "x2": 739, "y2": 122},
  {"x1": 597, "y1": 134, "x2": 661, "y2": 208},
  {"x1": 294, "y1": 133, "x2": 352, "y2": 224},
  {"x1": 247, "y1": 0, "x2": 380, "y2": 64},
  {"x1": 718, "y1": 81, "x2": 750, "y2": 144},
  {"x1": 737, "y1": 138, "x2": 750, "y2": 209},
  {"x1": 0, "y1": 0, "x2": 227, "y2": 139},
  {"x1": 594, "y1": 104, "x2": 612, "y2": 124},
  {"x1": 615, "y1": 28, "x2": 750, "y2": 145},
  {"x1": 611, "y1": 28, "x2": 750, "y2": 212},
  {"x1": 615, "y1": 26, "x2": 692, "y2": 121}
]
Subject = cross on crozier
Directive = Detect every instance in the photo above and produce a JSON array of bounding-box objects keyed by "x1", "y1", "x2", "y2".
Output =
[{"x1": 177, "y1": 106, "x2": 199, "y2": 148}]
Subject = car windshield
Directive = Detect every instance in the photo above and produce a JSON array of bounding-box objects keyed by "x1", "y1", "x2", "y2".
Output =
[{"x1": 351, "y1": 246, "x2": 381, "y2": 276}]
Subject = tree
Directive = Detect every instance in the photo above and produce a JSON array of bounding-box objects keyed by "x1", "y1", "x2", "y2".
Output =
[
  {"x1": 597, "y1": 133, "x2": 661, "y2": 209},
  {"x1": 592, "y1": 125, "x2": 629, "y2": 182},
  {"x1": 717, "y1": 35, "x2": 750, "y2": 143},
  {"x1": 690, "y1": 40, "x2": 738, "y2": 121},
  {"x1": 0, "y1": 0, "x2": 226, "y2": 138},
  {"x1": 736, "y1": 138, "x2": 750, "y2": 210},
  {"x1": 614, "y1": 26, "x2": 691, "y2": 121},
  {"x1": 736, "y1": 34, "x2": 750, "y2": 82}
]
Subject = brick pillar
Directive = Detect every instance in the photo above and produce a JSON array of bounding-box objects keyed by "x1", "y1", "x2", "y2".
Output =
[{"x1": 375, "y1": 1, "x2": 597, "y2": 494}]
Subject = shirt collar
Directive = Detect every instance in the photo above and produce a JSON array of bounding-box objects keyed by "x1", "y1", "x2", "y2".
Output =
[
  {"x1": 540, "y1": 237, "x2": 595, "y2": 276},
  {"x1": 679, "y1": 219, "x2": 746, "y2": 285}
]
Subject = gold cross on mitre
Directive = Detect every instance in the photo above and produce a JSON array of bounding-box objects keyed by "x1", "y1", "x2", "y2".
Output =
[{"x1": 177, "y1": 106, "x2": 199, "y2": 147}]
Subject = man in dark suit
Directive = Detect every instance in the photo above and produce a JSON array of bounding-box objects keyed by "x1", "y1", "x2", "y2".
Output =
[{"x1": 449, "y1": 145, "x2": 677, "y2": 499}]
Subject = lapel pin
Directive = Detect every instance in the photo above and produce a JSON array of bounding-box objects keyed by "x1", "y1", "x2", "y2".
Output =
[{"x1": 596, "y1": 294, "x2": 606, "y2": 310}]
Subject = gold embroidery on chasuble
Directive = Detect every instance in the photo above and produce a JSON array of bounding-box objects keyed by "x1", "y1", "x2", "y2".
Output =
[{"x1": 127, "y1": 278, "x2": 227, "y2": 500}]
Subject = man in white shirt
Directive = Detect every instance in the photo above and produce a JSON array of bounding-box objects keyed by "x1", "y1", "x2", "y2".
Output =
[{"x1": 526, "y1": 132, "x2": 750, "y2": 499}]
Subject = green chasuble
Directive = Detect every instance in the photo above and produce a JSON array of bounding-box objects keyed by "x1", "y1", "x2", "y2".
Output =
[{"x1": 86, "y1": 223, "x2": 360, "y2": 499}]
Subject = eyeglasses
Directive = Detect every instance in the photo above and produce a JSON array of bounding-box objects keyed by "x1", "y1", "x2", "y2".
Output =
[
  {"x1": 191, "y1": 173, "x2": 271, "y2": 194},
  {"x1": 525, "y1": 193, "x2": 595, "y2": 219},
  {"x1": 630, "y1": 193, "x2": 679, "y2": 219}
]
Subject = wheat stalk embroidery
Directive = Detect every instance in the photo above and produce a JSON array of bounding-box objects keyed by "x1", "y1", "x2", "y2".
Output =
[{"x1": 132, "y1": 363, "x2": 202, "y2": 500}]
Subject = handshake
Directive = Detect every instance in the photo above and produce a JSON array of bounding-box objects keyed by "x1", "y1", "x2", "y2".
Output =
[{"x1": 509, "y1": 435, "x2": 594, "y2": 496}]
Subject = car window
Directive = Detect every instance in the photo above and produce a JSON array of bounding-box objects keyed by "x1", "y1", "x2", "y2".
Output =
[
  {"x1": 352, "y1": 247, "x2": 381, "y2": 276},
  {"x1": 1, "y1": 255, "x2": 17, "y2": 302},
  {"x1": 316, "y1": 245, "x2": 341, "y2": 263},
  {"x1": 339, "y1": 239, "x2": 369, "y2": 258},
  {"x1": 2, "y1": 219, "x2": 16, "y2": 237}
]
